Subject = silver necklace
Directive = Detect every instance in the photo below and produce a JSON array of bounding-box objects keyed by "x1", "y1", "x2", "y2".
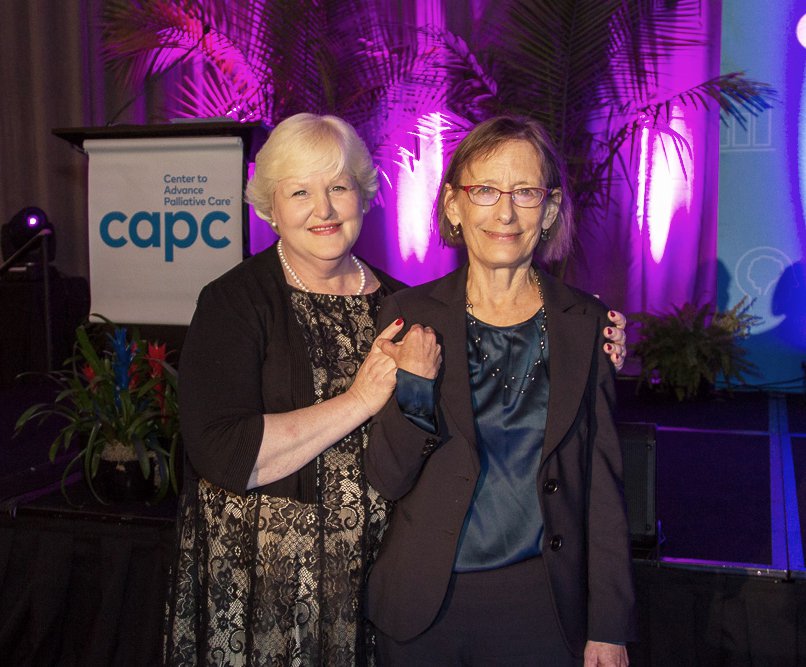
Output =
[
  {"x1": 465, "y1": 269, "x2": 547, "y2": 393},
  {"x1": 277, "y1": 238, "x2": 366, "y2": 295}
]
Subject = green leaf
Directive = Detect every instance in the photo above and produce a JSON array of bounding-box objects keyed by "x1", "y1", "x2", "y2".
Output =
[{"x1": 631, "y1": 299, "x2": 760, "y2": 400}]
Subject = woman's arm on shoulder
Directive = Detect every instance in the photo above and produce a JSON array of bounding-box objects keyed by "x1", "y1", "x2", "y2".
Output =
[{"x1": 586, "y1": 315, "x2": 638, "y2": 644}]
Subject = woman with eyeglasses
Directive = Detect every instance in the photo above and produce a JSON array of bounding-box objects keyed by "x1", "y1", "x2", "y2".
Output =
[{"x1": 364, "y1": 116, "x2": 637, "y2": 666}]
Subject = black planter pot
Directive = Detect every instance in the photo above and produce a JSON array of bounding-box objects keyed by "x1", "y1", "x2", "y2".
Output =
[{"x1": 93, "y1": 458, "x2": 155, "y2": 503}]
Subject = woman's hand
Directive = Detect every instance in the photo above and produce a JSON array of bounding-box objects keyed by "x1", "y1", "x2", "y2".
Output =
[
  {"x1": 377, "y1": 323, "x2": 442, "y2": 380},
  {"x1": 349, "y1": 319, "x2": 405, "y2": 416},
  {"x1": 249, "y1": 319, "x2": 405, "y2": 488},
  {"x1": 584, "y1": 640, "x2": 628, "y2": 666},
  {"x1": 603, "y1": 310, "x2": 627, "y2": 371}
]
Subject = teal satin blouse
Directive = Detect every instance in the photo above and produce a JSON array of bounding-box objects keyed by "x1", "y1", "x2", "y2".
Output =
[{"x1": 454, "y1": 308, "x2": 550, "y2": 571}]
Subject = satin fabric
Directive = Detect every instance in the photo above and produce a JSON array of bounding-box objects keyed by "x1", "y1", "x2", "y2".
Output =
[{"x1": 455, "y1": 309, "x2": 549, "y2": 571}]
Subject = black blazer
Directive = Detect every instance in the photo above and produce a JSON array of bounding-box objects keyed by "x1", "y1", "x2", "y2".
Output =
[{"x1": 365, "y1": 263, "x2": 637, "y2": 655}]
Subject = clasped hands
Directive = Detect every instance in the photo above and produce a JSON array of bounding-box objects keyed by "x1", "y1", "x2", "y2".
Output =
[
  {"x1": 348, "y1": 318, "x2": 439, "y2": 417},
  {"x1": 377, "y1": 321, "x2": 443, "y2": 380}
]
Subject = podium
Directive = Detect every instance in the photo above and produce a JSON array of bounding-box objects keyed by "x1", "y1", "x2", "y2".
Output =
[
  {"x1": 53, "y1": 121, "x2": 269, "y2": 160},
  {"x1": 53, "y1": 122, "x2": 269, "y2": 326}
]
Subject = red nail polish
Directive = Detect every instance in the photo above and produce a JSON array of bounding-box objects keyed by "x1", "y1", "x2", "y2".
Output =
[
  {"x1": 609, "y1": 311, "x2": 615, "y2": 318},
  {"x1": 606, "y1": 328, "x2": 613, "y2": 336},
  {"x1": 395, "y1": 318, "x2": 403, "y2": 325}
]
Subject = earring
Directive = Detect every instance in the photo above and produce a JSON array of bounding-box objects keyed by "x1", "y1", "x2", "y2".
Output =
[
  {"x1": 268, "y1": 219, "x2": 279, "y2": 233},
  {"x1": 449, "y1": 224, "x2": 462, "y2": 239},
  {"x1": 540, "y1": 228, "x2": 550, "y2": 242}
]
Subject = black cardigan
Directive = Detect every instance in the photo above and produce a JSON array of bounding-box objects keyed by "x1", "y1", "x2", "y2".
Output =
[{"x1": 178, "y1": 243, "x2": 405, "y2": 502}]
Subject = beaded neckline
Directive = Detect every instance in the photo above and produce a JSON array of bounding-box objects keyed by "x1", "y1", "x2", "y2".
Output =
[
  {"x1": 465, "y1": 270, "x2": 547, "y2": 394},
  {"x1": 466, "y1": 308, "x2": 547, "y2": 393},
  {"x1": 277, "y1": 238, "x2": 366, "y2": 295}
]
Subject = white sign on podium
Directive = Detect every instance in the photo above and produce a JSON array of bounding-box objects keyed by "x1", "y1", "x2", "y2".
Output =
[{"x1": 85, "y1": 136, "x2": 245, "y2": 325}]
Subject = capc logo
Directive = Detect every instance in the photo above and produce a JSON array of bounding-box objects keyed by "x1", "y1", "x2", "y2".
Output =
[{"x1": 99, "y1": 210, "x2": 231, "y2": 262}]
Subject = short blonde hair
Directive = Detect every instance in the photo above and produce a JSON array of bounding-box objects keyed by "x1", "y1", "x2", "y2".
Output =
[
  {"x1": 437, "y1": 116, "x2": 574, "y2": 263},
  {"x1": 246, "y1": 113, "x2": 378, "y2": 220}
]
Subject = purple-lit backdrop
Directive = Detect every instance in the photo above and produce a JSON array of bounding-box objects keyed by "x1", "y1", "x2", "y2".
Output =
[
  {"x1": 564, "y1": 1, "x2": 722, "y2": 321},
  {"x1": 96, "y1": 4, "x2": 733, "y2": 300},
  {"x1": 245, "y1": 2, "x2": 724, "y2": 309},
  {"x1": 4, "y1": 0, "x2": 794, "y2": 387},
  {"x1": 254, "y1": 4, "x2": 725, "y2": 322},
  {"x1": 245, "y1": 0, "x2": 471, "y2": 284},
  {"x1": 0, "y1": 1, "x2": 726, "y2": 300}
]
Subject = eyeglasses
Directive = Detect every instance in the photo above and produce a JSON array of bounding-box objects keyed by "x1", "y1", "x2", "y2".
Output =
[{"x1": 458, "y1": 185, "x2": 550, "y2": 208}]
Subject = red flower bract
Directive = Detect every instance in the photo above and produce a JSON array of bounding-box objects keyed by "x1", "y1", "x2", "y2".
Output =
[{"x1": 146, "y1": 342, "x2": 168, "y2": 414}]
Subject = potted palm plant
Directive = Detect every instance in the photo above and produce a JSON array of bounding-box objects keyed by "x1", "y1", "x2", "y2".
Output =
[
  {"x1": 15, "y1": 316, "x2": 180, "y2": 503},
  {"x1": 631, "y1": 297, "x2": 761, "y2": 401}
]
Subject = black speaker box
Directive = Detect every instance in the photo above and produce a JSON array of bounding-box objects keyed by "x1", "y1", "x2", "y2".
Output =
[
  {"x1": 617, "y1": 421, "x2": 657, "y2": 553},
  {"x1": 0, "y1": 273, "x2": 89, "y2": 386}
]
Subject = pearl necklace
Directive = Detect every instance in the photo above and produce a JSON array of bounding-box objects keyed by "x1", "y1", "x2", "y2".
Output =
[
  {"x1": 277, "y1": 238, "x2": 366, "y2": 295},
  {"x1": 465, "y1": 269, "x2": 547, "y2": 394}
]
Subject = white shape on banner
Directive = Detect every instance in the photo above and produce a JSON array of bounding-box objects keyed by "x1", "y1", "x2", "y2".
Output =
[{"x1": 733, "y1": 245, "x2": 794, "y2": 333}]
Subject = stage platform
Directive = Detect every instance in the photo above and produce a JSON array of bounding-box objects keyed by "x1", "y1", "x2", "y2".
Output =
[{"x1": 1, "y1": 375, "x2": 805, "y2": 665}]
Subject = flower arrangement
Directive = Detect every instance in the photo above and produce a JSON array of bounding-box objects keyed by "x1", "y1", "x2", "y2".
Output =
[
  {"x1": 631, "y1": 297, "x2": 762, "y2": 401},
  {"x1": 15, "y1": 316, "x2": 180, "y2": 503}
]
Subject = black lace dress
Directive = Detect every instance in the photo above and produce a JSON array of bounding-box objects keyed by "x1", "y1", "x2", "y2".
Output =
[{"x1": 166, "y1": 289, "x2": 391, "y2": 666}]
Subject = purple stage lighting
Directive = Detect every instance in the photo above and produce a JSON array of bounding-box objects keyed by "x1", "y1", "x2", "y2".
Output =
[{"x1": 1, "y1": 206, "x2": 55, "y2": 263}]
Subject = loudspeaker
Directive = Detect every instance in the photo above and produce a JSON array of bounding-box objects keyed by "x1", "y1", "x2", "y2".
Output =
[
  {"x1": 617, "y1": 421, "x2": 657, "y2": 553},
  {"x1": 0, "y1": 274, "x2": 89, "y2": 385}
]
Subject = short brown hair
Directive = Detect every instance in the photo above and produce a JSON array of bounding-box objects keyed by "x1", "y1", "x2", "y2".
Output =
[{"x1": 437, "y1": 116, "x2": 574, "y2": 262}]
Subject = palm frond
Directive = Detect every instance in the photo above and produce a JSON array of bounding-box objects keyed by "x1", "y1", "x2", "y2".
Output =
[
  {"x1": 171, "y1": 66, "x2": 267, "y2": 120},
  {"x1": 100, "y1": 0, "x2": 332, "y2": 123},
  {"x1": 669, "y1": 72, "x2": 776, "y2": 128},
  {"x1": 334, "y1": 23, "x2": 458, "y2": 151},
  {"x1": 101, "y1": 0, "x2": 208, "y2": 87},
  {"x1": 487, "y1": 0, "x2": 712, "y2": 145}
]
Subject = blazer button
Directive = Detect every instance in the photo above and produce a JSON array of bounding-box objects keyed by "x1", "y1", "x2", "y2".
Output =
[
  {"x1": 550, "y1": 535, "x2": 563, "y2": 551},
  {"x1": 421, "y1": 437, "x2": 439, "y2": 456},
  {"x1": 543, "y1": 479, "x2": 559, "y2": 494}
]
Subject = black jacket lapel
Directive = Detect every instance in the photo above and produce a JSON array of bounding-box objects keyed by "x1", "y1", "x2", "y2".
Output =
[
  {"x1": 427, "y1": 265, "x2": 479, "y2": 453},
  {"x1": 540, "y1": 271, "x2": 597, "y2": 460}
]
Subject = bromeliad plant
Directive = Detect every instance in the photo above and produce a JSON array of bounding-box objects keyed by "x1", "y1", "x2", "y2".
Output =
[
  {"x1": 15, "y1": 316, "x2": 180, "y2": 502},
  {"x1": 631, "y1": 298, "x2": 762, "y2": 401}
]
